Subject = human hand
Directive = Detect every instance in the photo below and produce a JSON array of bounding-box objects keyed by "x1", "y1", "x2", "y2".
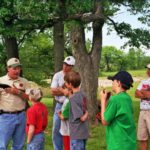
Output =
[
  {"x1": 100, "y1": 89, "x2": 108, "y2": 101},
  {"x1": 80, "y1": 110, "x2": 89, "y2": 122},
  {"x1": 0, "y1": 88, "x2": 4, "y2": 92},
  {"x1": 57, "y1": 111, "x2": 65, "y2": 120},
  {"x1": 57, "y1": 110, "x2": 61, "y2": 115},
  {"x1": 61, "y1": 88, "x2": 70, "y2": 96},
  {"x1": 5, "y1": 87, "x2": 19, "y2": 95}
]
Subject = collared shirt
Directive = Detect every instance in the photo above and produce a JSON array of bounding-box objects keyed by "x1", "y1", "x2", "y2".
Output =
[
  {"x1": 50, "y1": 70, "x2": 66, "y2": 103},
  {"x1": 0, "y1": 74, "x2": 29, "y2": 111}
]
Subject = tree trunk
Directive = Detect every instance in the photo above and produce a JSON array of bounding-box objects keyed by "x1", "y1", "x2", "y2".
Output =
[
  {"x1": 53, "y1": 21, "x2": 64, "y2": 110},
  {"x1": 4, "y1": 37, "x2": 19, "y2": 59},
  {"x1": 71, "y1": 0, "x2": 104, "y2": 123},
  {"x1": 53, "y1": 22, "x2": 64, "y2": 73}
]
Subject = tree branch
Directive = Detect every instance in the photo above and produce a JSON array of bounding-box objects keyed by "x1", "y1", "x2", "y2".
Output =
[
  {"x1": 107, "y1": 17, "x2": 120, "y2": 33},
  {"x1": 67, "y1": 12, "x2": 105, "y2": 23},
  {"x1": 18, "y1": 30, "x2": 33, "y2": 47}
]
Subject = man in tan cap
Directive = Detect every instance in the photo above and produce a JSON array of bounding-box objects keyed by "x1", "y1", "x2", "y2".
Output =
[{"x1": 0, "y1": 57, "x2": 29, "y2": 150}]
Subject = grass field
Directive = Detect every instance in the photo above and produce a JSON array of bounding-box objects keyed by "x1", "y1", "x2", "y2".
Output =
[
  {"x1": 9, "y1": 69, "x2": 148, "y2": 149},
  {"x1": 42, "y1": 99, "x2": 140, "y2": 150}
]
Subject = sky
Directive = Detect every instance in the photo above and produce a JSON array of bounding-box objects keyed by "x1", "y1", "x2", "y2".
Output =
[{"x1": 86, "y1": 6, "x2": 150, "y2": 56}]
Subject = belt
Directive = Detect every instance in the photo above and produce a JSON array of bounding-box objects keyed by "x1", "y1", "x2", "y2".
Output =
[
  {"x1": 56, "y1": 101, "x2": 63, "y2": 104},
  {"x1": 55, "y1": 99, "x2": 63, "y2": 104},
  {"x1": 0, "y1": 109, "x2": 25, "y2": 115}
]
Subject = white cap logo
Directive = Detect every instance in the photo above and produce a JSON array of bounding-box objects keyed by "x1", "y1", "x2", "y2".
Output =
[{"x1": 63, "y1": 56, "x2": 75, "y2": 66}]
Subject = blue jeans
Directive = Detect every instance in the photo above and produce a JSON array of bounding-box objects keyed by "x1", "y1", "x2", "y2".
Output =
[
  {"x1": 71, "y1": 139, "x2": 87, "y2": 150},
  {"x1": 0, "y1": 112, "x2": 26, "y2": 150},
  {"x1": 52, "y1": 103, "x2": 63, "y2": 150},
  {"x1": 27, "y1": 132, "x2": 44, "y2": 150}
]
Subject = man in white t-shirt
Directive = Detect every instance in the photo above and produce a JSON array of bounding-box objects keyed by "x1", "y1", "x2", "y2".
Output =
[
  {"x1": 50, "y1": 56, "x2": 75, "y2": 150},
  {"x1": 135, "y1": 64, "x2": 150, "y2": 150}
]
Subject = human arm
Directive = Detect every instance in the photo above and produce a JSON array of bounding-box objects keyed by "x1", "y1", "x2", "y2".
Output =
[
  {"x1": 57, "y1": 111, "x2": 65, "y2": 120},
  {"x1": 5, "y1": 87, "x2": 29, "y2": 100},
  {"x1": 50, "y1": 72, "x2": 67, "y2": 96},
  {"x1": 80, "y1": 110, "x2": 88, "y2": 122},
  {"x1": 51, "y1": 87, "x2": 64, "y2": 96},
  {"x1": 51, "y1": 87, "x2": 70, "y2": 97},
  {"x1": 135, "y1": 89, "x2": 150, "y2": 99},
  {"x1": 27, "y1": 125, "x2": 35, "y2": 144},
  {"x1": 100, "y1": 90, "x2": 109, "y2": 126}
]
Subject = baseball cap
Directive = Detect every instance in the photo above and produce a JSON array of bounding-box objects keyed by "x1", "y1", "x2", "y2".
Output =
[
  {"x1": 145, "y1": 64, "x2": 150, "y2": 69},
  {"x1": 107, "y1": 71, "x2": 133, "y2": 88},
  {"x1": 63, "y1": 56, "x2": 75, "y2": 66},
  {"x1": 7, "y1": 58, "x2": 21, "y2": 68},
  {"x1": 26, "y1": 88, "x2": 43, "y2": 101}
]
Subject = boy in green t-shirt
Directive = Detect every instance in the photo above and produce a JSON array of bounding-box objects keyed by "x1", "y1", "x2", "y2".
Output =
[{"x1": 100, "y1": 71, "x2": 136, "y2": 150}]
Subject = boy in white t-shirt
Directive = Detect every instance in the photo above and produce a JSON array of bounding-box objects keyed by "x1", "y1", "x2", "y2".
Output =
[
  {"x1": 135, "y1": 64, "x2": 150, "y2": 150},
  {"x1": 57, "y1": 97, "x2": 70, "y2": 150}
]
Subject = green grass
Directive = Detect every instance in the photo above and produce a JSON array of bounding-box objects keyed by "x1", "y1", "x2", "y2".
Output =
[
  {"x1": 8, "y1": 99, "x2": 141, "y2": 150},
  {"x1": 43, "y1": 98, "x2": 140, "y2": 150}
]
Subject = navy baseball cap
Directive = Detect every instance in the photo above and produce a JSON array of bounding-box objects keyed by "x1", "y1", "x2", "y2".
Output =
[{"x1": 107, "y1": 71, "x2": 133, "y2": 88}]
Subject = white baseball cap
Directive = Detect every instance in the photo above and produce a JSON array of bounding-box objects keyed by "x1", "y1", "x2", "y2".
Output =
[
  {"x1": 145, "y1": 64, "x2": 150, "y2": 69},
  {"x1": 26, "y1": 88, "x2": 43, "y2": 101},
  {"x1": 63, "y1": 56, "x2": 75, "y2": 66},
  {"x1": 7, "y1": 58, "x2": 21, "y2": 67}
]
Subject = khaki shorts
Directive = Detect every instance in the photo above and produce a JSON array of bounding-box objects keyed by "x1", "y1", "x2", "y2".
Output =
[{"x1": 137, "y1": 110, "x2": 150, "y2": 141}]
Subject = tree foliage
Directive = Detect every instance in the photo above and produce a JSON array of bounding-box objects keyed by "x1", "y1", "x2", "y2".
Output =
[
  {"x1": 20, "y1": 31, "x2": 54, "y2": 85},
  {"x1": 101, "y1": 46, "x2": 147, "y2": 72}
]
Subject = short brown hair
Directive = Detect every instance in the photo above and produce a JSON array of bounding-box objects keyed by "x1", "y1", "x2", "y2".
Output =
[{"x1": 64, "y1": 70, "x2": 81, "y2": 88}]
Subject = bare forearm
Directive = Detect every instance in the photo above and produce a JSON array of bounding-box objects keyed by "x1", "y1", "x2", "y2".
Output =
[
  {"x1": 58, "y1": 113, "x2": 65, "y2": 120},
  {"x1": 135, "y1": 90, "x2": 150, "y2": 99},
  {"x1": 5, "y1": 88, "x2": 29, "y2": 100},
  {"x1": 101, "y1": 99, "x2": 108, "y2": 125},
  {"x1": 27, "y1": 126, "x2": 35, "y2": 144},
  {"x1": 51, "y1": 88, "x2": 64, "y2": 96}
]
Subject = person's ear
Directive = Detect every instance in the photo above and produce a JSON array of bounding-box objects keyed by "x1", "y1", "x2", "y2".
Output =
[
  {"x1": 117, "y1": 80, "x2": 121, "y2": 87},
  {"x1": 117, "y1": 80, "x2": 122, "y2": 87}
]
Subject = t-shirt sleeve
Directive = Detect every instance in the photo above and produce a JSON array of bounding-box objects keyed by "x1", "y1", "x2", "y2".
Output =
[
  {"x1": 27, "y1": 109, "x2": 36, "y2": 126},
  {"x1": 51, "y1": 74, "x2": 58, "y2": 88},
  {"x1": 104, "y1": 97, "x2": 117, "y2": 123},
  {"x1": 62, "y1": 102, "x2": 70, "y2": 119}
]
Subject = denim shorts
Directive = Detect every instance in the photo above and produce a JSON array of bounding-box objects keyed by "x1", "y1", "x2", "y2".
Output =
[{"x1": 27, "y1": 132, "x2": 45, "y2": 150}]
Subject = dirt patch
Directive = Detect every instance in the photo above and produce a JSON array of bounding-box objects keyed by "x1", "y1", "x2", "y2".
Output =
[{"x1": 98, "y1": 77, "x2": 143, "y2": 88}]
